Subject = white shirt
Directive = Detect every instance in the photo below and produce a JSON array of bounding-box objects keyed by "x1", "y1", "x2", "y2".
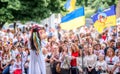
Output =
[
  {"x1": 95, "y1": 60, "x2": 107, "y2": 71},
  {"x1": 105, "y1": 56, "x2": 118, "y2": 72},
  {"x1": 41, "y1": 40, "x2": 47, "y2": 48},
  {"x1": 0, "y1": 51, "x2": 2, "y2": 61},
  {"x1": 114, "y1": 57, "x2": 120, "y2": 73},
  {"x1": 60, "y1": 54, "x2": 71, "y2": 69},
  {"x1": 105, "y1": 56, "x2": 118, "y2": 65},
  {"x1": 9, "y1": 64, "x2": 15, "y2": 74},
  {"x1": 7, "y1": 32, "x2": 14, "y2": 38},
  {"x1": 77, "y1": 56, "x2": 85, "y2": 69},
  {"x1": 14, "y1": 61, "x2": 22, "y2": 70},
  {"x1": 11, "y1": 49, "x2": 19, "y2": 59},
  {"x1": 85, "y1": 54, "x2": 97, "y2": 68}
]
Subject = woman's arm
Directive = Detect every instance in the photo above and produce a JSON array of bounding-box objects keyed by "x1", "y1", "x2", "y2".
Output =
[
  {"x1": 53, "y1": 57, "x2": 60, "y2": 62},
  {"x1": 59, "y1": 52, "x2": 65, "y2": 62},
  {"x1": 95, "y1": 62, "x2": 98, "y2": 71},
  {"x1": 102, "y1": 61, "x2": 108, "y2": 71},
  {"x1": 45, "y1": 57, "x2": 50, "y2": 62},
  {"x1": 1, "y1": 62, "x2": 9, "y2": 69},
  {"x1": 0, "y1": 61, "x2": 3, "y2": 69},
  {"x1": 92, "y1": 55, "x2": 97, "y2": 69}
]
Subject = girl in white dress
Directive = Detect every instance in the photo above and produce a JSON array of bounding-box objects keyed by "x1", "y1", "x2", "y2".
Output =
[
  {"x1": 13, "y1": 54, "x2": 22, "y2": 74},
  {"x1": 9, "y1": 59, "x2": 15, "y2": 74},
  {"x1": 29, "y1": 26, "x2": 46, "y2": 74}
]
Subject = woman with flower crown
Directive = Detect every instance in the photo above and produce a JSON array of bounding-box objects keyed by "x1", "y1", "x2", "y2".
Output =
[{"x1": 29, "y1": 25, "x2": 46, "y2": 74}]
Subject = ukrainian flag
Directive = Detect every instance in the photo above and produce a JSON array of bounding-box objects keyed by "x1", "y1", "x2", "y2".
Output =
[
  {"x1": 64, "y1": 0, "x2": 76, "y2": 12},
  {"x1": 61, "y1": 7, "x2": 85, "y2": 30},
  {"x1": 91, "y1": 5, "x2": 116, "y2": 33}
]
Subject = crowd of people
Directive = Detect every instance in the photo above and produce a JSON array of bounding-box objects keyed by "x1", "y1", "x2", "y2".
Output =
[{"x1": 0, "y1": 24, "x2": 120, "y2": 74}]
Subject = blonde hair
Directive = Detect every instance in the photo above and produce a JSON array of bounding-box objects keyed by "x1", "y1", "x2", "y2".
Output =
[{"x1": 106, "y1": 48, "x2": 115, "y2": 57}]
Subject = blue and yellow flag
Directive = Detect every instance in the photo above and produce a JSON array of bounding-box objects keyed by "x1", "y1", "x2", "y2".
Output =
[
  {"x1": 61, "y1": 7, "x2": 85, "y2": 30},
  {"x1": 91, "y1": 5, "x2": 116, "y2": 33},
  {"x1": 64, "y1": 0, "x2": 76, "y2": 12}
]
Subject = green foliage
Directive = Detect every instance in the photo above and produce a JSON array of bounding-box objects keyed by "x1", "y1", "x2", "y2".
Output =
[
  {"x1": 0, "y1": 0, "x2": 64, "y2": 25},
  {"x1": 0, "y1": 0, "x2": 21, "y2": 23},
  {"x1": 0, "y1": 0, "x2": 119, "y2": 26}
]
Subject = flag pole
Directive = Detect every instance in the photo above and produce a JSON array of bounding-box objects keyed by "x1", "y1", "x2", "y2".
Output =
[{"x1": 77, "y1": 34, "x2": 84, "y2": 74}]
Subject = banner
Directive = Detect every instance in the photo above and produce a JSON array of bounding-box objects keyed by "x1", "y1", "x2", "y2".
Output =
[{"x1": 91, "y1": 5, "x2": 116, "y2": 33}]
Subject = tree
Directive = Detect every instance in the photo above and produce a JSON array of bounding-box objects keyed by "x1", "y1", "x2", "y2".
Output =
[
  {"x1": 0, "y1": 0, "x2": 64, "y2": 28},
  {"x1": 0, "y1": 0, "x2": 21, "y2": 28}
]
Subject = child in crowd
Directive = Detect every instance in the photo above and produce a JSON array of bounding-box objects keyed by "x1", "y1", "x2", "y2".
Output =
[
  {"x1": 94, "y1": 43, "x2": 101, "y2": 56},
  {"x1": 95, "y1": 53, "x2": 107, "y2": 74},
  {"x1": 100, "y1": 43, "x2": 106, "y2": 54},
  {"x1": 9, "y1": 59, "x2": 15, "y2": 74},
  {"x1": 13, "y1": 54, "x2": 22, "y2": 74}
]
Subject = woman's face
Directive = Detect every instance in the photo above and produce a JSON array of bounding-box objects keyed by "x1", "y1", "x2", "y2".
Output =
[
  {"x1": 89, "y1": 47, "x2": 93, "y2": 54},
  {"x1": 52, "y1": 36, "x2": 57, "y2": 42},
  {"x1": 18, "y1": 47, "x2": 22, "y2": 52},
  {"x1": 4, "y1": 37, "x2": 7, "y2": 42},
  {"x1": 11, "y1": 60, "x2": 15, "y2": 65},
  {"x1": 16, "y1": 55, "x2": 21, "y2": 61},
  {"x1": 107, "y1": 49, "x2": 114, "y2": 57},
  {"x1": 96, "y1": 45, "x2": 101, "y2": 50},
  {"x1": 63, "y1": 45, "x2": 67, "y2": 52},
  {"x1": 48, "y1": 38, "x2": 52, "y2": 42},
  {"x1": 53, "y1": 46, "x2": 59, "y2": 53},
  {"x1": 9, "y1": 38, "x2": 13, "y2": 43},
  {"x1": 25, "y1": 50, "x2": 29, "y2": 55},
  {"x1": 40, "y1": 33, "x2": 45, "y2": 40},
  {"x1": 83, "y1": 45, "x2": 88, "y2": 50},
  {"x1": 81, "y1": 39, "x2": 85, "y2": 44},
  {"x1": 89, "y1": 39, "x2": 92, "y2": 43}
]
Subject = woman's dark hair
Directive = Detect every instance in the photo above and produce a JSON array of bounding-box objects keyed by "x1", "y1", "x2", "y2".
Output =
[
  {"x1": 25, "y1": 47, "x2": 30, "y2": 55},
  {"x1": 19, "y1": 28, "x2": 21, "y2": 32},
  {"x1": 58, "y1": 46, "x2": 63, "y2": 53},
  {"x1": 30, "y1": 28, "x2": 41, "y2": 50},
  {"x1": 50, "y1": 41, "x2": 55, "y2": 47},
  {"x1": 47, "y1": 36, "x2": 52, "y2": 42}
]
